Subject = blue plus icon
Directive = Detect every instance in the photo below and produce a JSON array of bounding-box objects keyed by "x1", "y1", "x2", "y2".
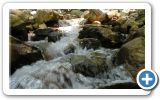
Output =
[
  {"x1": 142, "y1": 73, "x2": 153, "y2": 85},
  {"x1": 137, "y1": 69, "x2": 158, "y2": 90}
]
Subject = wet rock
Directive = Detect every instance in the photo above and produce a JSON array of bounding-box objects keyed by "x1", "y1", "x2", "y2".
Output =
[
  {"x1": 32, "y1": 28, "x2": 53, "y2": 41},
  {"x1": 115, "y1": 37, "x2": 145, "y2": 66},
  {"x1": 10, "y1": 23, "x2": 29, "y2": 41},
  {"x1": 32, "y1": 28, "x2": 64, "y2": 42},
  {"x1": 26, "y1": 41, "x2": 53, "y2": 61},
  {"x1": 70, "y1": 52, "x2": 108, "y2": 77},
  {"x1": 79, "y1": 38, "x2": 101, "y2": 49},
  {"x1": 123, "y1": 63, "x2": 145, "y2": 80},
  {"x1": 10, "y1": 10, "x2": 34, "y2": 41},
  {"x1": 64, "y1": 44, "x2": 76, "y2": 55},
  {"x1": 48, "y1": 32, "x2": 64, "y2": 42},
  {"x1": 34, "y1": 28, "x2": 53, "y2": 36},
  {"x1": 45, "y1": 19, "x2": 59, "y2": 27},
  {"x1": 10, "y1": 36, "x2": 43, "y2": 75},
  {"x1": 82, "y1": 9, "x2": 106, "y2": 23},
  {"x1": 78, "y1": 25, "x2": 122, "y2": 48}
]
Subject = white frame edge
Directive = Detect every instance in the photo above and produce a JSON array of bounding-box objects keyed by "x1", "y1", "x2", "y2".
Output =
[{"x1": 2, "y1": 2, "x2": 151, "y2": 95}]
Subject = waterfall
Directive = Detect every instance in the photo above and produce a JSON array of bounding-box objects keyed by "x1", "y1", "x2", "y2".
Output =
[{"x1": 10, "y1": 18, "x2": 135, "y2": 89}]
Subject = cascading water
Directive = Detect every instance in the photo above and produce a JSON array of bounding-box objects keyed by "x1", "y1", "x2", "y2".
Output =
[{"x1": 10, "y1": 18, "x2": 135, "y2": 89}]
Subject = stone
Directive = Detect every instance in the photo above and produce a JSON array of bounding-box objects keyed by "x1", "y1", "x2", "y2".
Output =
[
  {"x1": 125, "y1": 26, "x2": 145, "y2": 42},
  {"x1": 34, "y1": 10, "x2": 60, "y2": 25},
  {"x1": 10, "y1": 23, "x2": 29, "y2": 41},
  {"x1": 10, "y1": 9, "x2": 32, "y2": 24},
  {"x1": 115, "y1": 37, "x2": 145, "y2": 67},
  {"x1": 48, "y1": 32, "x2": 64, "y2": 42},
  {"x1": 10, "y1": 36, "x2": 43, "y2": 75},
  {"x1": 70, "y1": 10, "x2": 83, "y2": 18},
  {"x1": 10, "y1": 14, "x2": 24, "y2": 27},
  {"x1": 70, "y1": 52, "x2": 108, "y2": 77},
  {"x1": 82, "y1": 9, "x2": 106, "y2": 23},
  {"x1": 78, "y1": 25, "x2": 122, "y2": 48},
  {"x1": 32, "y1": 28, "x2": 53, "y2": 41},
  {"x1": 64, "y1": 44, "x2": 76, "y2": 55},
  {"x1": 106, "y1": 10, "x2": 121, "y2": 21},
  {"x1": 10, "y1": 10, "x2": 34, "y2": 41},
  {"x1": 79, "y1": 38, "x2": 101, "y2": 49}
]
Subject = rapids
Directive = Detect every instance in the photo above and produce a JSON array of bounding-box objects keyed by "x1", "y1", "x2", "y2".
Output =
[{"x1": 10, "y1": 18, "x2": 135, "y2": 89}]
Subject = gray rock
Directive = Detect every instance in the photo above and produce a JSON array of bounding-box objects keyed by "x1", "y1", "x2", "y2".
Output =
[
  {"x1": 70, "y1": 52, "x2": 108, "y2": 77},
  {"x1": 79, "y1": 38, "x2": 101, "y2": 49},
  {"x1": 64, "y1": 44, "x2": 76, "y2": 55}
]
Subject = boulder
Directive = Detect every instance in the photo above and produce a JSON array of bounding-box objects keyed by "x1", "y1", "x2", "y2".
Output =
[
  {"x1": 64, "y1": 44, "x2": 76, "y2": 55},
  {"x1": 10, "y1": 9, "x2": 32, "y2": 25},
  {"x1": 70, "y1": 52, "x2": 108, "y2": 77},
  {"x1": 122, "y1": 18, "x2": 139, "y2": 30},
  {"x1": 106, "y1": 10, "x2": 121, "y2": 21},
  {"x1": 117, "y1": 9, "x2": 145, "y2": 42},
  {"x1": 10, "y1": 10, "x2": 34, "y2": 41},
  {"x1": 34, "y1": 28, "x2": 53, "y2": 36},
  {"x1": 32, "y1": 28, "x2": 53, "y2": 41},
  {"x1": 10, "y1": 23, "x2": 29, "y2": 41},
  {"x1": 10, "y1": 36, "x2": 43, "y2": 75},
  {"x1": 31, "y1": 28, "x2": 64, "y2": 42},
  {"x1": 34, "y1": 10, "x2": 60, "y2": 26},
  {"x1": 125, "y1": 26, "x2": 145, "y2": 42},
  {"x1": 78, "y1": 25, "x2": 122, "y2": 48},
  {"x1": 79, "y1": 38, "x2": 101, "y2": 49},
  {"x1": 10, "y1": 14, "x2": 24, "y2": 27},
  {"x1": 115, "y1": 37, "x2": 145, "y2": 67},
  {"x1": 82, "y1": 9, "x2": 106, "y2": 23},
  {"x1": 48, "y1": 32, "x2": 64, "y2": 42},
  {"x1": 45, "y1": 19, "x2": 59, "y2": 27}
]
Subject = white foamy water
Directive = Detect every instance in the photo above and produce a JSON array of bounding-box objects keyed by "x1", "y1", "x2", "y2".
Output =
[{"x1": 10, "y1": 18, "x2": 135, "y2": 89}]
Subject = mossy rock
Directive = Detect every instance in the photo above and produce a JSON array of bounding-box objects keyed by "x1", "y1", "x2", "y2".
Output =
[
  {"x1": 115, "y1": 37, "x2": 145, "y2": 66},
  {"x1": 79, "y1": 38, "x2": 101, "y2": 50},
  {"x1": 78, "y1": 25, "x2": 122, "y2": 48},
  {"x1": 10, "y1": 14, "x2": 24, "y2": 27},
  {"x1": 70, "y1": 52, "x2": 107, "y2": 77},
  {"x1": 70, "y1": 10, "x2": 83, "y2": 18},
  {"x1": 126, "y1": 26, "x2": 145, "y2": 42},
  {"x1": 34, "y1": 10, "x2": 59, "y2": 24}
]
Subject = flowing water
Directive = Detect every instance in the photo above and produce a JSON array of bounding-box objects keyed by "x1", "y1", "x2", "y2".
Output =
[{"x1": 10, "y1": 18, "x2": 134, "y2": 89}]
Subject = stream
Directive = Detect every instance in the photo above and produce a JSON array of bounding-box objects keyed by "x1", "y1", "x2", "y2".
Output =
[{"x1": 10, "y1": 18, "x2": 135, "y2": 89}]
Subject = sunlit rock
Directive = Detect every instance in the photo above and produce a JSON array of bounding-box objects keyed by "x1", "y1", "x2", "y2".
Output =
[{"x1": 115, "y1": 37, "x2": 145, "y2": 67}]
